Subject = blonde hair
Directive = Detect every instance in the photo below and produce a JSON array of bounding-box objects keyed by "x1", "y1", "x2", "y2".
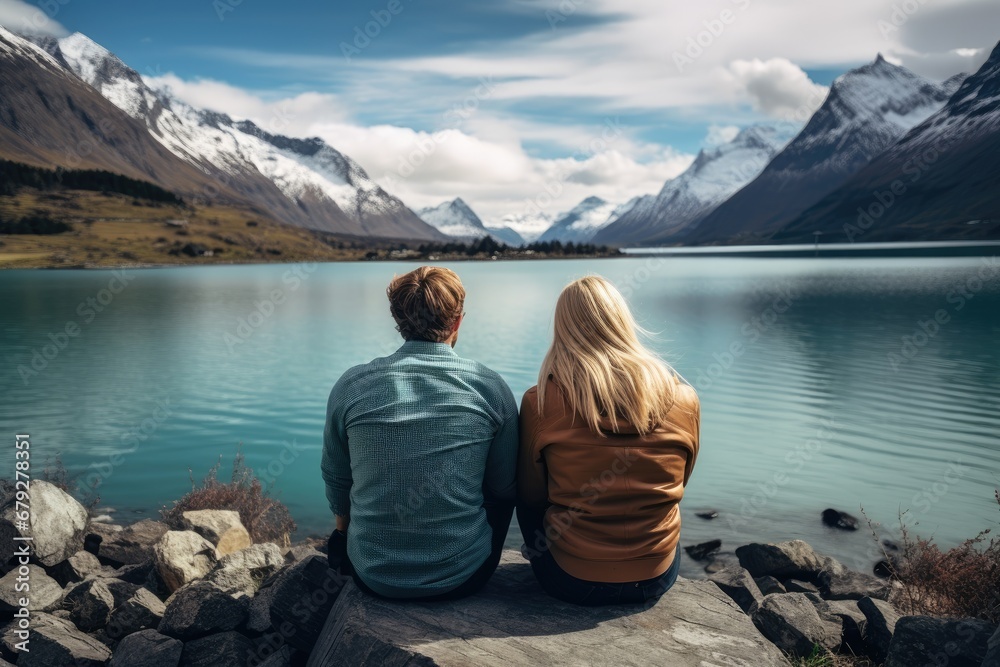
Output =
[{"x1": 538, "y1": 275, "x2": 679, "y2": 435}]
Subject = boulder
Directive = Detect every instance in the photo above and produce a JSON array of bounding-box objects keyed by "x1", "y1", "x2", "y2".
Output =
[
  {"x1": 216, "y1": 526, "x2": 252, "y2": 556},
  {"x1": 751, "y1": 592, "x2": 842, "y2": 657},
  {"x1": 179, "y1": 630, "x2": 256, "y2": 667},
  {"x1": 1, "y1": 480, "x2": 89, "y2": 567},
  {"x1": 205, "y1": 543, "x2": 285, "y2": 596},
  {"x1": 702, "y1": 551, "x2": 740, "y2": 574},
  {"x1": 683, "y1": 539, "x2": 721, "y2": 561},
  {"x1": 821, "y1": 508, "x2": 859, "y2": 530},
  {"x1": 308, "y1": 550, "x2": 790, "y2": 666},
  {"x1": 695, "y1": 510, "x2": 720, "y2": 519},
  {"x1": 857, "y1": 596, "x2": 900, "y2": 663},
  {"x1": 255, "y1": 645, "x2": 292, "y2": 667},
  {"x1": 783, "y1": 579, "x2": 819, "y2": 594},
  {"x1": 247, "y1": 584, "x2": 278, "y2": 633},
  {"x1": 736, "y1": 540, "x2": 847, "y2": 581},
  {"x1": 11, "y1": 612, "x2": 111, "y2": 667},
  {"x1": 284, "y1": 544, "x2": 324, "y2": 564},
  {"x1": 706, "y1": 566, "x2": 763, "y2": 613},
  {"x1": 110, "y1": 629, "x2": 183, "y2": 667},
  {"x1": 100, "y1": 519, "x2": 169, "y2": 567},
  {"x1": 64, "y1": 578, "x2": 138, "y2": 632},
  {"x1": 107, "y1": 587, "x2": 166, "y2": 638},
  {"x1": 755, "y1": 576, "x2": 786, "y2": 596},
  {"x1": 181, "y1": 510, "x2": 246, "y2": 544},
  {"x1": 49, "y1": 548, "x2": 103, "y2": 585},
  {"x1": 885, "y1": 616, "x2": 996, "y2": 667},
  {"x1": 268, "y1": 555, "x2": 346, "y2": 653},
  {"x1": 982, "y1": 624, "x2": 1000, "y2": 667},
  {"x1": 0, "y1": 564, "x2": 62, "y2": 612},
  {"x1": 154, "y1": 530, "x2": 218, "y2": 592},
  {"x1": 158, "y1": 581, "x2": 249, "y2": 640},
  {"x1": 811, "y1": 596, "x2": 867, "y2": 654},
  {"x1": 817, "y1": 569, "x2": 891, "y2": 600}
]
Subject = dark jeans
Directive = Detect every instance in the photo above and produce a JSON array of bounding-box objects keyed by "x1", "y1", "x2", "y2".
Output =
[
  {"x1": 517, "y1": 504, "x2": 682, "y2": 606},
  {"x1": 329, "y1": 500, "x2": 514, "y2": 602}
]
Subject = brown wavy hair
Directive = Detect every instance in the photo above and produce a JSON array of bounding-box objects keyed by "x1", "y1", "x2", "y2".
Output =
[{"x1": 387, "y1": 266, "x2": 465, "y2": 342}]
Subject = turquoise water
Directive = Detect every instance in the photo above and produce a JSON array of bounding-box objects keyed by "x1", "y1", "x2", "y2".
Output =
[{"x1": 1, "y1": 257, "x2": 998, "y2": 577}]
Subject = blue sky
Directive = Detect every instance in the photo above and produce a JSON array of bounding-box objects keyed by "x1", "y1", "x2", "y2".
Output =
[{"x1": 4, "y1": 0, "x2": 996, "y2": 220}]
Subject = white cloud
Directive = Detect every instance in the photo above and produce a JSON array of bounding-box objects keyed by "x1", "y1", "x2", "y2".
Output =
[
  {"x1": 705, "y1": 124, "x2": 741, "y2": 146},
  {"x1": 723, "y1": 58, "x2": 830, "y2": 119},
  {"x1": 0, "y1": 0, "x2": 69, "y2": 36}
]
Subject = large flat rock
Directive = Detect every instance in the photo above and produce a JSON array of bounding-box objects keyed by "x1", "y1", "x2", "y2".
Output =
[{"x1": 309, "y1": 550, "x2": 789, "y2": 666}]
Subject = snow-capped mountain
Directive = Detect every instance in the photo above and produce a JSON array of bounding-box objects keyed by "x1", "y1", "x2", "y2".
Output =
[
  {"x1": 537, "y1": 196, "x2": 633, "y2": 243},
  {"x1": 417, "y1": 198, "x2": 525, "y2": 245},
  {"x1": 775, "y1": 42, "x2": 1000, "y2": 243},
  {"x1": 684, "y1": 55, "x2": 960, "y2": 245},
  {"x1": 17, "y1": 30, "x2": 442, "y2": 240},
  {"x1": 488, "y1": 211, "x2": 555, "y2": 244},
  {"x1": 594, "y1": 124, "x2": 795, "y2": 246}
]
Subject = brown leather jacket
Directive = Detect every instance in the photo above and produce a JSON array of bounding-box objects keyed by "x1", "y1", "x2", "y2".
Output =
[{"x1": 518, "y1": 379, "x2": 700, "y2": 583}]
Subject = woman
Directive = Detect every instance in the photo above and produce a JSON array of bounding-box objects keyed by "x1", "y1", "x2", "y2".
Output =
[{"x1": 517, "y1": 275, "x2": 700, "y2": 606}]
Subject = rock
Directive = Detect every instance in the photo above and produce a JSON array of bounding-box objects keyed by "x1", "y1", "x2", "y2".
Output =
[
  {"x1": 982, "y1": 624, "x2": 1000, "y2": 667},
  {"x1": 783, "y1": 579, "x2": 819, "y2": 594},
  {"x1": 309, "y1": 550, "x2": 789, "y2": 666},
  {"x1": 100, "y1": 519, "x2": 169, "y2": 566},
  {"x1": 83, "y1": 532, "x2": 103, "y2": 555},
  {"x1": 64, "y1": 578, "x2": 138, "y2": 632},
  {"x1": 755, "y1": 576, "x2": 786, "y2": 596},
  {"x1": 107, "y1": 587, "x2": 166, "y2": 638},
  {"x1": 110, "y1": 629, "x2": 183, "y2": 667},
  {"x1": 49, "y1": 549, "x2": 103, "y2": 586},
  {"x1": 736, "y1": 540, "x2": 846, "y2": 581},
  {"x1": 751, "y1": 592, "x2": 842, "y2": 657},
  {"x1": 0, "y1": 564, "x2": 62, "y2": 612},
  {"x1": 216, "y1": 526, "x2": 252, "y2": 556},
  {"x1": 707, "y1": 566, "x2": 763, "y2": 613},
  {"x1": 268, "y1": 554, "x2": 347, "y2": 653},
  {"x1": 206, "y1": 543, "x2": 285, "y2": 596},
  {"x1": 885, "y1": 616, "x2": 996, "y2": 667},
  {"x1": 158, "y1": 581, "x2": 249, "y2": 640},
  {"x1": 821, "y1": 508, "x2": 859, "y2": 530},
  {"x1": 247, "y1": 584, "x2": 278, "y2": 633},
  {"x1": 181, "y1": 510, "x2": 246, "y2": 544},
  {"x1": 702, "y1": 551, "x2": 740, "y2": 574},
  {"x1": 817, "y1": 569, "x2": 891, "y2": 600},
  {"x1": 255, "y1": 644, "x2": 292, "y2": 667},
  {"x1": 683, "y1": 539, "x2": 721, "y2": 561},
  {"x1": 154, "y1": 530, "x2": 218, "y2": 592},
  {"x1": 284, "y1": 544, "x2": 323, "y2": 564},
  {"x1": 695, "y1": 510, "x2": 719, "y2": 519},
  {"x1": 1, "y1": 480, "x2": 89, "y2": 566},
  {"x1": 811, "y1": 596, "x2": 867, "y2": 654},
  {"x1": 112, "y1": 559, "x2": 156, "y2": 585},
  {"x1": 858, "y1": 596, "x2": 900, "y2": 663},
  {"x1": 873, "y1": 557, "x2": 899, "y2": 578},
  {"x1": 12, "y1": 612, "x2": 111, "y2": 667},
  {"x1": 179, "y1": 630, "x2": 255, "y2": 667}
]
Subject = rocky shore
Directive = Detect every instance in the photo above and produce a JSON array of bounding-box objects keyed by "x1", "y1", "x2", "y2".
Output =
[{"x1": 0, "y1": 481, "x2": 997, "y2": 666}]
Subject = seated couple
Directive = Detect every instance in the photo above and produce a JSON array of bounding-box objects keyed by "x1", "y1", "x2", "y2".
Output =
[{"x1": 321, "y1": 266, "x2": 700, "y2": 606}]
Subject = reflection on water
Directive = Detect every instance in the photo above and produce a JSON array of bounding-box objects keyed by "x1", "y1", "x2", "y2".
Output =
[{"x1": 1, "y1": 256, "x2": 998, "y2": 577}]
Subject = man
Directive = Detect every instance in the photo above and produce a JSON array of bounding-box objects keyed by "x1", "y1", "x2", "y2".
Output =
[{"x1": 321, "y1": 266, "x2": 518, "y2": 600}]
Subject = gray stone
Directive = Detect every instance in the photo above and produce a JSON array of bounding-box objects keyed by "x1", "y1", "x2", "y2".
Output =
[
  {"x1": 154, "y1": 530, "x2": 218, "y2": 592},
  {"x1": 308, "y1": 550, "x2": 790, "y2": 666},
  {"x1": 811, "y1": 596, "x2": 867, "y2": 654},
  {"x1": 12, "y1": 612, "x2": 111, "y2": 667},
  {"x1": 247, "y1": 584, "x2": 278, "y2": 633},
  {"x1": 707, "y1": 565, "x2": 763, "y2": 613},
  {"x1": 982, "y1": 624, "x2": 1000, "y2": 667},
  {"x1": 181, "y1": 510, "x2": 246, "y2": 544},
  {"x1": 255, "y1": 644, "x2": 292, "y2": 667},
  {"x1": 783, "y1": 578, "x2": 819, "y2": 594},
  {"x1": 268, "y1": 554, "x2": 345, "y2": 653},
  {"x1": 817, "y1": 568, "x2": 891, "y2": 600},
  {"x1": 159, "y1": 581, "x2": 249, "y2": 640},
  {"x1": 49, "y1": 549, "x2": 102, "y2": 586},
  {"x1": 858, "y1": 596, "x2": 900, "y2": 663},
  {"x1": 751, "y1": 592, "x2": 842, "y2": 657},
  {"x1": 1, "y1": 481, "x2": 89, "y2": 567},
  {"x1": 205, "y1": 542, "x2": 284, "y2": 596},
  {"x1": 179, "y1": 630, "x2": 255, "y2": 667},
  {"x1": 64, "y1": 577, "x2": 138, "y2": 632},
  {"x1": 736, "y1": 540, "x2": 847, "y2": 581},
  {"x1": 110, "y1": 629, "x2": 183, "y2": 667},
  {"x1": 107, "y1": 587, "x2": 166, "y2": 639},
  {"x1": 283, "y1": 544, "x2": 323, "y2": 564},
  {"x1": 885, "y1": 616, "x2": 996, "y2": 667},
  {"x1": 0, "y1": 564, "x2": 62, "y2": 612},
  {"x1": 755, "y1": 576, "x2": 786, "y2": 596},
  {"x1": 100, "y1": 519, "x2": 169, "y2": 567}
]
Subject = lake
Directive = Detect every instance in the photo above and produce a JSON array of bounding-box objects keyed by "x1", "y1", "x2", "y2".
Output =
[{"x1": 1, "y1": 255, "x2": 998, "y2": 578}]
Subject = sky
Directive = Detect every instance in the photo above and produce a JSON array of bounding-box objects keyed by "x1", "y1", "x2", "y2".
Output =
[{"x1": 2, "y1": 0, "x2": 997, "y2": 223}]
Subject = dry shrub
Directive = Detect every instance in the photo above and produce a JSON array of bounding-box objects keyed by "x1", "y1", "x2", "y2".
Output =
[
  {"x1": 161, "y1": 449, "x2": 296, "y2": 547},
  {"x1": 875, "y1": 491, "x2": 1000, "y2": 624}
]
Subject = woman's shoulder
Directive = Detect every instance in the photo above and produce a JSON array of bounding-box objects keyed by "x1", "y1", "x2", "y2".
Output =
[{"x1": 672, "y1": 379, "x2": 700, "y2": 411}]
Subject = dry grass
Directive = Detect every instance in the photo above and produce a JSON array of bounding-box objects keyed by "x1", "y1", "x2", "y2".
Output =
[
  {"x1": 789, "y1": 646, "x2": 875, "y2": 667},
  {"x1": 161, "y1": 448, "x2": 297, "y2": 547}
]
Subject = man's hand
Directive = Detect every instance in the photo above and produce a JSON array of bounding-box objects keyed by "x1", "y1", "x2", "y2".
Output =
[{"x1": 327, "y1": 528, "x2": 353, "y2": 575}]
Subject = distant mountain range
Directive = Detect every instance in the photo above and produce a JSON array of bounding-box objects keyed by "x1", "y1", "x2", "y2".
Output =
[
  {"x1": 537, "y1": 196, "x2": 636, "y2": 244},
  {"x1": 417, "y1": 198, "x2": 524, "y2": 246},
  {"x1": 0, "y1": 28, "x2": 444, "y2": 241}
]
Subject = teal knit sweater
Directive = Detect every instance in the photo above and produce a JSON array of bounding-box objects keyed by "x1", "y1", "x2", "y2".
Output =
[{"x1": 321, "y1": 340, "x2": 519, "y2": 598}]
